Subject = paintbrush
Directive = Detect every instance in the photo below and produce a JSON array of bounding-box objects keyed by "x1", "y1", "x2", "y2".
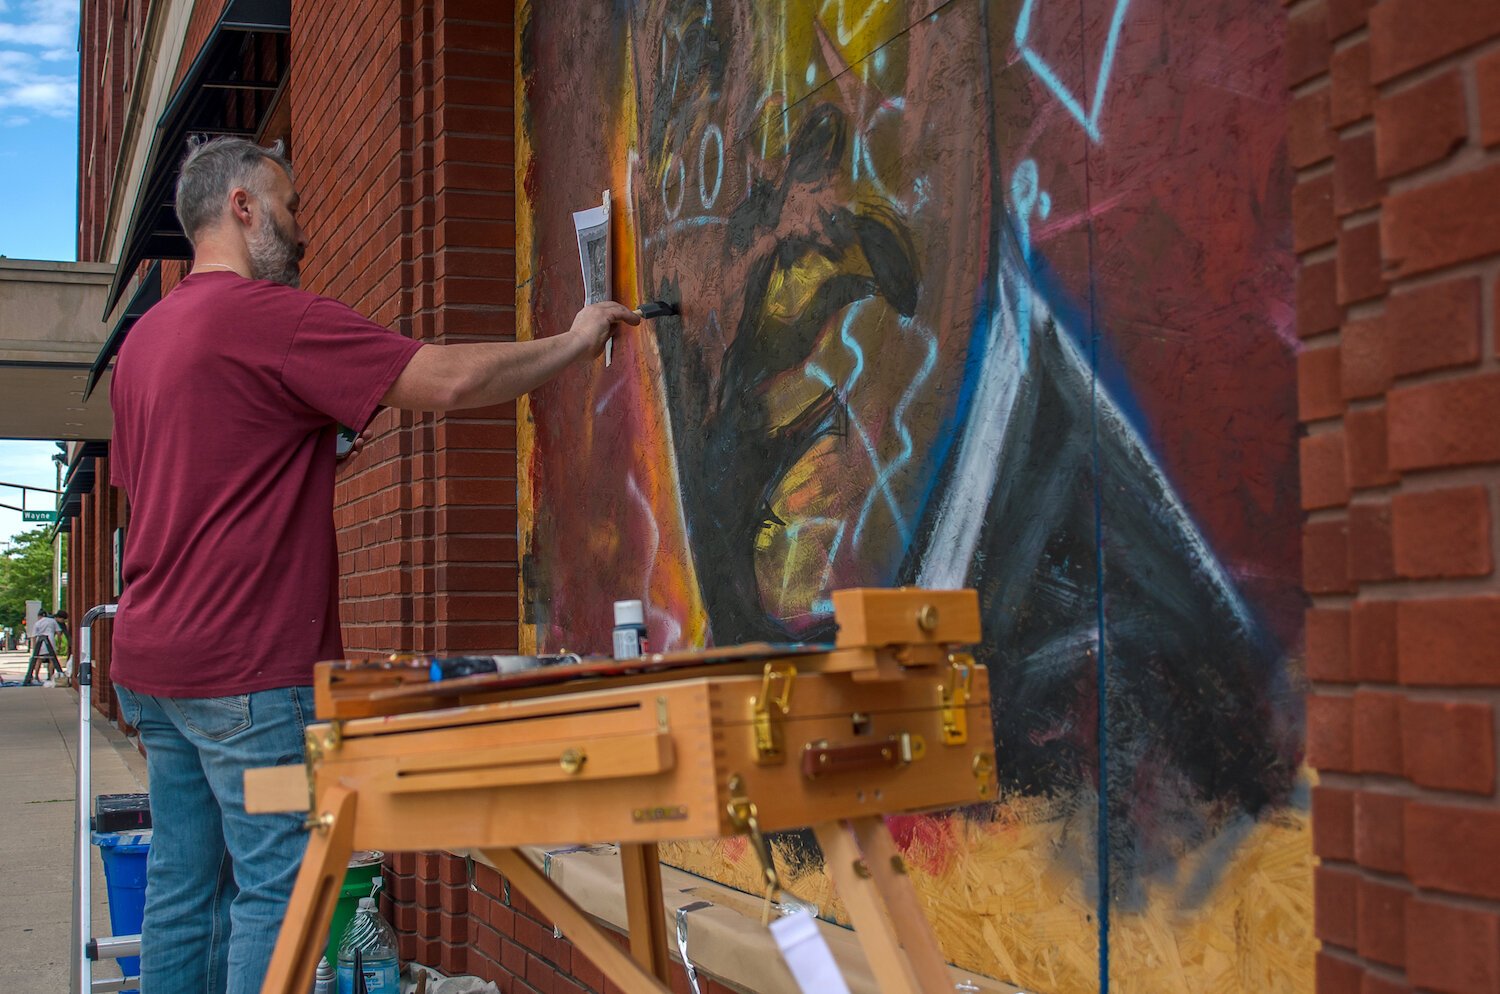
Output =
[
  {"x1": 635, "y1": 300, "x2": 677, "y2": 319},
  {"x1": 606, "y1": 300, "x2": 678, "y2": 366}
]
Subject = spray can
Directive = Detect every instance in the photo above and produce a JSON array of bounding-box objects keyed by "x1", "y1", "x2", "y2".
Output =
[
  {"x1": 612, "y1": 600, "x2": 648, "y2": 660},
  {"x1": 312, "y1": 958, "x2": 336, "y2": 994}
]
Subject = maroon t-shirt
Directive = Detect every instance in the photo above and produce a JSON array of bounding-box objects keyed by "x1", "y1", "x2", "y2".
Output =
[{"x1": 109, "y1": 271, "x2": 423, "y2": 697}]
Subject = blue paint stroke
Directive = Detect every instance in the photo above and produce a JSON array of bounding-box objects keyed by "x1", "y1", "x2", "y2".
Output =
[
  {"x1": 1009, "y1": 159, "x2": 1041, "y2": 365},
  {"x1": 1014, "y1": 0, "x2": 1133, "y2": 143},
  {"x1": 805, "y1": 361, "x2": 911, "y2": 546},
  {"x1": 855, "y1": 322, "x2": 937, "y2": 550}
]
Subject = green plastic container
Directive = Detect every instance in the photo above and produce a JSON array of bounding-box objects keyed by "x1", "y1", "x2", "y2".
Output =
[{"x1": 326, "y1": 850, "x2": 386, "y2": 966}]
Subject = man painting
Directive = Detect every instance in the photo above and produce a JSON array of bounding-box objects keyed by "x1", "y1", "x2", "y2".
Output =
[{"x1": 109, "y1": 137, "x2": 636, "y2": 991}]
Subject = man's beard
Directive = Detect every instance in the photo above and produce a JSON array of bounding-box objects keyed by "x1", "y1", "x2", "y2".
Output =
[{"x1": 247, "y1": 203, "x2": 303, "y2": 287}]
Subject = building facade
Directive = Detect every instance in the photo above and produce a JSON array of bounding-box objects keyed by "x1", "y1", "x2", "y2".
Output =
[{"x1": 66, "y1": 0, "x2": 1500, "y2": 992}]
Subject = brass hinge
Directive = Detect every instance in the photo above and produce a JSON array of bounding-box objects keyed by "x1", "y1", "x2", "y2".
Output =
[
  {"x1": 304, "y1": 720, "x2": 342, "y2": 762},
  {"x1": 939, "y1": 653, "x2": 974, "y2": 745},
  {"x1": 751, "y1": 662, "x2": 796, "y2": 764},
  {"x1": 302, "y1": 721, "x2": 343, "y2": 820}
]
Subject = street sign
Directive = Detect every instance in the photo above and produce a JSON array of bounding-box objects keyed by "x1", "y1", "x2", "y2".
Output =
[{"x1": 22, "y1": 510, "x2": 59, "y2": 523}]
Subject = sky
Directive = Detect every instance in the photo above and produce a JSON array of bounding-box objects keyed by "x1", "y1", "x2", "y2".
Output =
[
  {"x1": 0, "y1": 0, "x2": 80, "y2": 546},
  {"x1": 0, "y1": 0, "x2": 79, "y2": 263}
]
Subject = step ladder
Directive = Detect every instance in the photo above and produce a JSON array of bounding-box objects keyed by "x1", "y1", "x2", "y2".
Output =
[
  {"x1": 23, "y1": 633, "x2": 64, "y2": 685},
  {"x1": 66, "y1": 604, "x2": 139, "y2": 994}
]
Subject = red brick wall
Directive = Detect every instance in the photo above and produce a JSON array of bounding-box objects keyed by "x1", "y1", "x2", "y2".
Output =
[
  {"x1": 81, "y1": 0, "x2": 520, "y2": 662},
  {"x1": 69, "y1": 458, "x2": 127, "y2": 723},
  {"x1": 293, "y1": 0, "x2": 520, "y2": 661},
  {"x1": 1294, "y1": 1, "x2": 1500, "y2": 991},
  {"x1": 174, "y1": 0, "x2": 229, "y2": 89},
  {"x1": 382, "y1": 853, "x2": 747, "y2": 994},
  {"x1": 78, "y1": 0, "x2": 138, "y2": 261},
  {"x1": 289, "y1": 0, "x2": 528, "y2": 978}
]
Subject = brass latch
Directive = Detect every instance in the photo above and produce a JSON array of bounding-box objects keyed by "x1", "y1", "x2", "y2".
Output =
[
  {"x1": 751, "y1": 662, "x2": 796, "y2": 764},
  {"x1": 940, "y1": 653, "x2": 974, "y2": 745},
  {"x1": 726, "y1": 774, "x2": 782, "y2": 923}
]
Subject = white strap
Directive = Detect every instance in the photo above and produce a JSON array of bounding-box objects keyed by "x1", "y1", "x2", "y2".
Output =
[{"x1": 770, "y1": 910, "x2": 851, "y2": 994}]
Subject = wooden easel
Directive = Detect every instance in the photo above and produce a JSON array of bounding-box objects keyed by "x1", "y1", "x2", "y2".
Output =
[
  {"x1": 261, "y1": 798, "x2": 955, "y2": 994},
  {"x1": 250, "y1": 588, "x2": 994, "y2": 994}
]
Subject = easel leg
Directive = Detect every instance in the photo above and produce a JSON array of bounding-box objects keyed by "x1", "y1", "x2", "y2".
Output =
[
  {"x1": 481, "y1": 848, "x2": 671, "y2": 994},
  {"x1": 260, "y1": 786, "x2": 357, "y2": 994},
  {"x1": 620, "y1": 843, "x2": 671, "y2": 982},
  {"x1": 813, "y1": 820, "x2": 951, "y2": 994},
  {"x1": 847, "y1": 817, "x2": 952, "y2": 990}
]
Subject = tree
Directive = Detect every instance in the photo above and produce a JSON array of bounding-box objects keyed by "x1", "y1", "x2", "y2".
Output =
[{"x1": 0, "y1": 528, "x2": 58, "y2": 630}]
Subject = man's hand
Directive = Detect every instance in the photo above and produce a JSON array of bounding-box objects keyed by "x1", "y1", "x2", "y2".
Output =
[
  {"x1": 336, "y1": 429, "x2": 372, "y2": 463},
  {"x1": 568, "y1": 301, "x2": 641, "y2": 360}
]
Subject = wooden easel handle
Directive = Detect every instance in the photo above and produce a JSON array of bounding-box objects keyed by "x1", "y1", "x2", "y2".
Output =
[
  {"x1": 260, "y1": 786, "x2": 357, "y2": 994},
  {"x1": 378, "y1": 731, "x2": 675, "y2": 794}
]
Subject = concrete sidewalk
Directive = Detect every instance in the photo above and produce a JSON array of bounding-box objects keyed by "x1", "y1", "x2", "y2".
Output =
[{"x1": 0, "y1": 649, "x2": 149, "y2": 992}]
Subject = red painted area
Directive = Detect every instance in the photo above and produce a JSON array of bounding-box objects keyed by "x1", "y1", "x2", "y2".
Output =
[
  {"x1": 996, "y1": 0, "x2": 1299, "y2": 646},
  {"x1": 885, "y1": 814, "x2": 960, "y2": 876}
]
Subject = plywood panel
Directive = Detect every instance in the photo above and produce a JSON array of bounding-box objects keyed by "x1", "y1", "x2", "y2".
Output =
[{"x1": 515, "y1": 0, "x2": 1309, "y2": 990}]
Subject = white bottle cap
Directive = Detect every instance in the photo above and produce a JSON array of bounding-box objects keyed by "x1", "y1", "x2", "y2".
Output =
[
  {"x1": 614, "y1": 599, "x2": 645, "y2": 627},
  {"x1": 358, "y1": 897, "x2": 375, "y2": 910}
]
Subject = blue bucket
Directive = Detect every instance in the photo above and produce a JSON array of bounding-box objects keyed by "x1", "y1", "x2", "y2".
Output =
[{"x1": 92, "y1": 829, "x2": 151, "y2": 993}]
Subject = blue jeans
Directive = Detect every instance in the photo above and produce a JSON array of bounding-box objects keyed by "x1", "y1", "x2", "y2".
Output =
[{"x1": 115, "y1": 685, "x2": 314, "y2": 994}]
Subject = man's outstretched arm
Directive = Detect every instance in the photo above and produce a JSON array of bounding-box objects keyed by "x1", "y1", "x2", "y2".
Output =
[{"x1": 381, "y1": 301, "x2": 640, "y2": 412}]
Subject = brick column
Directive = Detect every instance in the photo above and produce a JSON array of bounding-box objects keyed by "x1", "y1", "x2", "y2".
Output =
[
  {"x1": 293, "y1": 0, "x2": 520, "y2": 977},
  {"x1": 1293, "y1": 1, "x2": 1500, "y2": 991},
  {"x1": 295, "y1": 0, "x2": 519, "y2": 662}
]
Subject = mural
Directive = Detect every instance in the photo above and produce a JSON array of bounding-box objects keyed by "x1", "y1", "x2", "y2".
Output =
[{"x1": 517, "y1": 1, "x2": 1311, "y2": 990}]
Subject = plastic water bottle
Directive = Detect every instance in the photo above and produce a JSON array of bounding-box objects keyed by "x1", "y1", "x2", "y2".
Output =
[{"x1": 336, "y1": 897, "x2": 400, "y2": 993}]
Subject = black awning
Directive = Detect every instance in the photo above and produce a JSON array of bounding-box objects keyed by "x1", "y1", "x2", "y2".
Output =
[
  {"x1": 57, "y1": 442, "x2": 110, "y2": 521},
  {"x1": 55, "y1": 442, "x2": 110, "y2": 543},
  {"x1": 84, "y1": 261, "x2": 161, "y2": 402},
  {"x1": 102, "y1": 0, "x2": 290, "y2": 315}
]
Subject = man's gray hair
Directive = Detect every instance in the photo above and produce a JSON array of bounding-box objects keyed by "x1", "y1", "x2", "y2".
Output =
[{"x1": 174, "y1": 136, "x2": 293, "y2": 244}]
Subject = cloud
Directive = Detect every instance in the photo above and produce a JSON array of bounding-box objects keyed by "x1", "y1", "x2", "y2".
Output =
[
  {"x1": 0, "y1": 0, "x2": 74, "y2": 48},
  {"x1": 0, "y1": 50, "x2": 75, "y2": 118},
  {"x1": 0, "y1": 77, "x2": 72, "y2": 115},
  {"x1": 0, "y1": 0, "x2": 77, "y2": 124}
]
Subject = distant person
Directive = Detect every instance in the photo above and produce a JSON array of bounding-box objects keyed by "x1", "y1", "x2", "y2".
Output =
[
  {"x1": 31, "y1": 610, "x2": 59, "y2": 653},
  {"x1": 53, "y1": 610, "x2": 70, "y2": 658},
  {"x1": 26, "y1": 611, "x2": 63, "y2": 685},
  {"x1": 107, "y1": 136, "x2": 638, "y2": 994}
]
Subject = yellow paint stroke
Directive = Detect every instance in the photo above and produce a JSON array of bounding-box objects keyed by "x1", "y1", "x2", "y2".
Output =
[
  {"x1": 616, "y1": 15, "x2": 710, "y2": 649},
  {"x1": 515, "y1": 1, "x2": 539, "y2": 652},
  {"x1": 516, "y1": 4, "x2": 708, "y2": 651}
]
